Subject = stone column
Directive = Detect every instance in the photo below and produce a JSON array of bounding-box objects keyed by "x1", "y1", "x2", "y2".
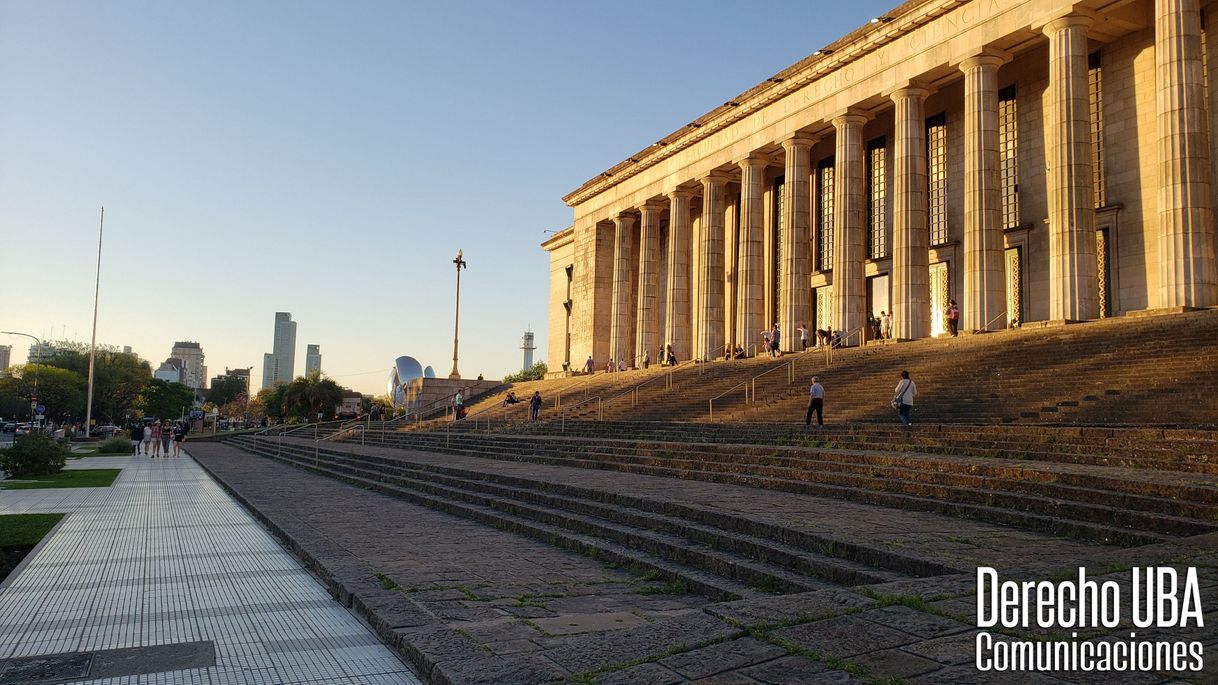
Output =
[
  {"x1": 697, "y1": 173, "x2": 728, "y2": 360},
  {"x1": 1156, "y1": 0, "x2": 1218, "y2": 307},
  {"x1": 1044, "y1": 15, "x2": 1099, "y2": 321},
  {"x1": 960, "y1": 50, "x2": 1009, "y2": 331},
  {"x1": 780, "y1": 137, "x2": 815, "y2": 352},
  {"x1": 737, "y1": 155, "x2": 767, "y2": 353},
  {"x1": 832, "y1": 112, "x2": 868, "y2": 340},
  {"x1": 609, "y1": 213, "x2": 636, "y2": 367},
  {"x1": 890, "y1": 84, "x2": 931, "y2": 340},
  {"x1": 664, "y1": 189, "x2": 693, "y2": 362},
  {"x1": 636, "y1": 199, "x2": 664, "y2": 366}
]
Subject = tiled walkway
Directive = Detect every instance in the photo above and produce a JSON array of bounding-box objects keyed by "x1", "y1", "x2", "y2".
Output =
[{"x1": 0, "y1": 452, "x2": 422, "y2": 685}]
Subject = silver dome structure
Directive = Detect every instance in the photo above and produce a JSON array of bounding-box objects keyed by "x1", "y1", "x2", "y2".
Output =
[{"x1": 389, "y1": 356, "x2": 428, "y2": 409}]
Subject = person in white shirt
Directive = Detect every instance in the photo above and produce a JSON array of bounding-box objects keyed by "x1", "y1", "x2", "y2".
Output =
[
  {"x1": 893, "y1": 370, "x2": 917, "y2": 426},
  {"x1": 798, "y1": 324, "x2": 809, "y2": 351},
  {"x1": 805, "y1": 376, "x2": 825, "y2": 426},
  {"x1": 881, "y1": 311, "x2": 892, "y2": 340}
]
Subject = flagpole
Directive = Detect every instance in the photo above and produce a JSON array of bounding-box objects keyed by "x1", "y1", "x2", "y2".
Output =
[{"x1": 85, "y1": 207, "x2": 104, "y2": 438}]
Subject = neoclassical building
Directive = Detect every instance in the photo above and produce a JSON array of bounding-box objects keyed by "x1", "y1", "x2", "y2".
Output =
[{"x1": 543, "y1": 0, "x2": 1218, "y2": 371}]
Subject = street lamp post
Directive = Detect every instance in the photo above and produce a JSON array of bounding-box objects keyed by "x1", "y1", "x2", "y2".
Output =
[
  {"x1": 2, "y1": 331, "x2": 43, "y2": 427},
  {"x1": 449, "y1": 249, "x2": 467, "y2": 379}
]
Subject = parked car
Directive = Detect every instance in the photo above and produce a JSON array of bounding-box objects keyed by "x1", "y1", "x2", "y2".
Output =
[
  {"x1": 14, "y1": 423, "x2": 31, "y2": 436},
  {"x1": 1, "y1": 422, "x2": 14, "y2": 433},
  {"x1": 92, "y1": 424, "x2": 121, "y2": 437}
]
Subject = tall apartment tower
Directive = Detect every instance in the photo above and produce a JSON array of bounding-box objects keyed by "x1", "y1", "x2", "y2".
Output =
[
  {"x1": 520, "y1": 330, "x2": 536, "y2": 371},
  {"x1": 0, "y1": 345, "x2": 10, "y2": 375},
  {"x1": 305, "y1": 344, "x2": 321, "y2": 376},
  {"x1": 261, "y1": 312, "x2": 298, "y2": 389},
  {"x1": 170, "y1": 341, "x2": 207, "y2": 389}
]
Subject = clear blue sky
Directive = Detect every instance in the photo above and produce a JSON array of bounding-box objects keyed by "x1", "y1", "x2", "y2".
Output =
[{"x1": 0, "y1": 0, "x2": 894, "y2": 396}]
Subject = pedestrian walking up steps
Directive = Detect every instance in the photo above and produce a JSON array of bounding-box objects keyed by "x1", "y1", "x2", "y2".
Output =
[
  {"x1": 330, "y1": 425, "x2": 1218, "y2": 547},
  {"x1": 225, "y1": 434, "x2": 950, "y2": 602},
  {"x1": 426, "y1": 308, "x2": 1218, "y2": 428}
]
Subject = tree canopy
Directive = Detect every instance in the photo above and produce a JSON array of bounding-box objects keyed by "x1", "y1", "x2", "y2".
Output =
[
  {"x1": 207, "y1": 375, "x2": 248, "y2": 407},
  {"x1": 0, "y1": 364, "x2": 87, "y2": 422},
  {"x1": 43, "y1": 350, "x2": 151, "y2": 423},
  {"x1": 280, "y1": 373, "x2": 345, "y2": 420},
  {"x1": 133, "y1": 379, "x2": 196, "y2": 421},
  {"x1": 503, "y1": 362, "x2": 547, "y2": 383}
]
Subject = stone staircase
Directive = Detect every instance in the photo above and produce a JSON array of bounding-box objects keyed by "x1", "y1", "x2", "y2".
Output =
[
  {"x1": 330, "y1": 423, "x2": 1218, "y2": 547},
  {"x1": 436, "y1": 308, "x2": 1218, "y2": 427},
  {"x1": 225, "y1": 433, "x2": 950, "y2": 601}
]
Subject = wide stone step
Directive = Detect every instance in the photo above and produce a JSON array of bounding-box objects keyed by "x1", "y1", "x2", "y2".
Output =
[
  {"x1": 267, "y1": 441, "x2": 920, "y2": 586},
  {"x1": 230, "y1": 437, "x2": 881, "y2": 597},
  {"x1": 337, "y1": 433, "x2": 1165, "y2": 546},
  {"x1": 406, "y1": 434, "x2": 1218, "y2": 516}
]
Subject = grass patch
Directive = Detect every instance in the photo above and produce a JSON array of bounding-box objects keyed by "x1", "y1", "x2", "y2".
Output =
[
  {"x1": 374, "y1": 572, "x2": 400, "y2": 591},
  {"x1": 0, "y1": 513, "x2": 64, "y2": 583},
  {"x1": 0, "y1": 469, "x2": 121, "y2": 490}
]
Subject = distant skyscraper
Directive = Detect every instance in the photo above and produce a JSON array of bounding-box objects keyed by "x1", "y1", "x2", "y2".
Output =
[
  {"x1": 520, "y1": 330, "x2": 536, "y2": 371},
  {"x1": 170, "y1": 341, "x2": 207, "y2": 389},
  {"x1": 305, "y1": 344, "x2": 321, "y2": 376},
  {"x1": 0, "y1": 345, "x2": 9, "y2": 374},
  {"x1": 261, "y1": 312, "x2": 297, "y2": 389}
]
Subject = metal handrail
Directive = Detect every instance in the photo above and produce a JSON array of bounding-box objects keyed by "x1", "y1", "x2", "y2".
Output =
[
  {"x1": 560, "y1": 395, "x2": 603, "y2": 432},
  {"x1": 556, "y1": 375, "x2": 595, "y2": 409},
  {"x1": 985, "y1": 310, "x2": 1008, "y2": 331},
  {"x1": 606, "y1": 365, "x2": 676, "y2": 408},
  {"x1": 313, "y1": 423, "x2": 364, "y2": 464},
  {"x1": 841, "y1": 326, "x2": 864, "y2": 348},
  {"x1": 749, "y1": 359, "x2": 796, "y2": 404},
  {"x1": 708, "y1": 379, "x2": 752, "y2": 421}
]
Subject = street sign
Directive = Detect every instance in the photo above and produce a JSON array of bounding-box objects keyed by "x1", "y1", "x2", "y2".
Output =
[{"x1": 35, "y1": 404, "x2": 45, "y2": 415}]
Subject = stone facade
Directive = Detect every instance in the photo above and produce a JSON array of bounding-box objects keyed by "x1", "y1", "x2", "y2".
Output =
[{"x1": 544, "y1": 0, "x2": 1218, "y2": 370}]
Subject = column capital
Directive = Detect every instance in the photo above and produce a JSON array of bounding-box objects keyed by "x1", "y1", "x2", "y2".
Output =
[
  {"x1": 780, "y1": 134, "x2": 819, "y2": 151},
  {"x1": 665, "y1": 186, "x2": 695, "y2": 201},
  {"x1": 698, "y1": 171, "x2": 731, "y2": 187},
  {"x1": 638, "y1": 198, "x2": 667, "y2": 214},
  {"x1": 736, "y1": 153, "x2": 770, "y2": 172},
  {"x1": 830, "y1": 108, "x2": 870, "y2": 129},
  {"x1": 613, "y1": 212, "x2": 636, "y2": 229},
  {"x1": 1036, "y1": 10, "x2": 1097, "y2": 36},
  {"x1": 886, "y1": 80, "x2": 933, "y2": 103},
  {"x1": 956, "y1": 47, "x2": 1013, "y2": 72}
]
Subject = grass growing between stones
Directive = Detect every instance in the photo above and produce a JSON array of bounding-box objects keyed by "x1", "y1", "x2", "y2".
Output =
[
  {"x1": 0, "y1": 469, "x2": 121, "y2": 490},
  {"x1": 0, "y1": 513, "x2": 64, "y2": 583},
  {"x1": 374, "y1": 572, "x2": 400, "y2": 591}
]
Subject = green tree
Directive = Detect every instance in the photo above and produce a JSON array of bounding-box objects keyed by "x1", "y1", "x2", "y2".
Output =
[
  {"x1": 133, "y1": 379, "x2": 196, "y2": 420},
  {"x1": 207, "y1": 375, "x2": 247, "y2": 407},
  {"x1": 0, "y1": 365, "x2": 86, "y2": 422},
  {"x1": 280, "y1": 373, "x2": 344, "y2": 420},
  {"x1": 44, "y1": 350, "x2": 151, "y2": 423},
  {"x1": 503, "y1": 362, "x2": 547, "y2": 383}
]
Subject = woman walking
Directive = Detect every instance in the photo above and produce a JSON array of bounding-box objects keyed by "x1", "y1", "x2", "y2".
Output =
[
  {"x1": 150, "y1": 421, "x2": 162, "y2": 458},
  {"x1": 172, "y1": 421, "x2": 186, "y2": 457},
  {"x1": 160, "y1": 421, "x2": 174, "y2": 457},
  {"x1": 142, "y1": 423, "x2": 153, "y2": 457},
  {"x1": 892, "y1": 370, "x2": 918, "y2": 427}
]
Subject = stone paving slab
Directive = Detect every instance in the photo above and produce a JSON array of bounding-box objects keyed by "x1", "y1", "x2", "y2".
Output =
[{"x1": 0, "y1": 453, "x2": 420, "y2": 685}]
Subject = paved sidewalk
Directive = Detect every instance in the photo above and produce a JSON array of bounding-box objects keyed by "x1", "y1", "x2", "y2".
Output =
[{"x1": 0, "y1": 452, "x2": 421, "y2": 685}]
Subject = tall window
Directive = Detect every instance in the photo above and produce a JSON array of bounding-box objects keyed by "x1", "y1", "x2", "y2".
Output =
[
  {"x1": 926, "y1": 113, "x2": 948, "y2": 246},
  {"x1": 1088, "y1": 51, "x2": 1106, "y2": 208},
  {"x1": 998, "y1": 85, "x2": 1019, "y2": 230},
  {"x1": 817, "y1": 157, "x2": 835, "y2": 271},
  {"x1": 867, "y1": 137, "x2": 888, "y2": 259}
]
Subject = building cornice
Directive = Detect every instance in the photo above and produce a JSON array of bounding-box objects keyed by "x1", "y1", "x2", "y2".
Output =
[
  {"x1": 561, "y1": 0, "x2": 962, "y2": 208},
  {"x1": 541, "y1": 226, "x2": 575, "y2": 251}
]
